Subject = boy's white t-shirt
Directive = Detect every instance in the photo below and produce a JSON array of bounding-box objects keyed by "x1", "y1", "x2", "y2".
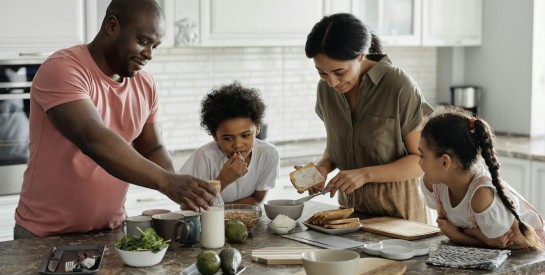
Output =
[{"x1": 179, "y1": 139, "x2": 279, "y2": 202}]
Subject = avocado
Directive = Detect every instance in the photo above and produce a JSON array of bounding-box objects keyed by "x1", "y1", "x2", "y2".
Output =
[
  {"x1": 196, "y1": 250, "x2": 221, "y2": 275},
  {"x1": 219, "y1": 247, "x2": 242, "y2": 274},
  {"x1": 225, "y1": 220, "x2": 248, "y2": 243}
]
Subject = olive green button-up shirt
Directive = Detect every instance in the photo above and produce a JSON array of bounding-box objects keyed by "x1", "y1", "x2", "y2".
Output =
[{"x1": 315, "y1": 55, "x2": 433, "y2": 221}]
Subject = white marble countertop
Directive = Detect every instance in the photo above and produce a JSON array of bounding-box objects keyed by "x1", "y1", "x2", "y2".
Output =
[{"x1": 495, "y1": 135, "x2": 545, "y2": 161}]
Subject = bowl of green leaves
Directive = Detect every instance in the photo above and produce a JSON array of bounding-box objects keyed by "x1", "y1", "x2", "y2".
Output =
[{"x1": 114, "y1": 227, "x2": 170, "y2": 267}]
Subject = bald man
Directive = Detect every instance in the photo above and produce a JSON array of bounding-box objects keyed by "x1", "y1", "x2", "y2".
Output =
[{"x1": 14, "y1": 0, "x2": 215, "y2": 238}]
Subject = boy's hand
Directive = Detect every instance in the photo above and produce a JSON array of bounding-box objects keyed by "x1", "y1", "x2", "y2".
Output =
[{"x1": 218, "y1": 153, "x2": 248, "y2": 185}]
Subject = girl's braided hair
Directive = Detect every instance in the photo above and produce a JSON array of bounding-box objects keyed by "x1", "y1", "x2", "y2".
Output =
[{"x1": 422, "y1": 106, "x2": 543, "y2": 250}]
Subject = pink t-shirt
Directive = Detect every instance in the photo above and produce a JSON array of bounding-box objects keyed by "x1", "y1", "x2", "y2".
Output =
[{"x1": 15, "y1": 45, "x2": 158, "y2": 236}]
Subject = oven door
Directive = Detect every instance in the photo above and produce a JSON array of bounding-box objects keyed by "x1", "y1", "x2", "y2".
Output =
[{"x1": 0, "y1": 64, "x2": 34, "y2": 195}]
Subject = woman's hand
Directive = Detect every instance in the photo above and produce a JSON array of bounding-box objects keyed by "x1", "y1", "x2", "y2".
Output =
[{"x1": 325, "y1": 168, "x2": 369, "y2": 197}]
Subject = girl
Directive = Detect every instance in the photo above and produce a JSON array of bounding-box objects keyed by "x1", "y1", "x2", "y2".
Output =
[
  {"x1": 179, "y1": 81, "x2": 279, "y2": 205},
  {"x1": 419, "y1": 107, "x2": 544, "y2": 250}
]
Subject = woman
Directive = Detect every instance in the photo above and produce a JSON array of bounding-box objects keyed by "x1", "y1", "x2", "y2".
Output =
[{"x1": 304, "y1": 13, "x2": 433, "y2": 222}]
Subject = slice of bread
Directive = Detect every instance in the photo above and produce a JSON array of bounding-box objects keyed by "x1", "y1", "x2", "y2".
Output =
[
  {"x1": 323, "y1": 221, "x2": 361, "y2": 229},
  {"x1": 306, "y1": 208, "x2": 354, "y2": 225},
  {"x1": 323, "y1": 217, "x2": 360, "y2": 225},
  {"x1": 289, "y1": 162, "x2": 325, "y2": 193}
]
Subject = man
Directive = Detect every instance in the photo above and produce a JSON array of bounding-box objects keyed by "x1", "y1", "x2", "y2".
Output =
[{"x1": 14, "y1": 0, "x2": 215, "y2": 239}]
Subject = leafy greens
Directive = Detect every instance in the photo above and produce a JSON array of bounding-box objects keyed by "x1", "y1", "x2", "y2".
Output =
[{"x1": 114, "y1": 227, "x2": 170, "y2": 253}]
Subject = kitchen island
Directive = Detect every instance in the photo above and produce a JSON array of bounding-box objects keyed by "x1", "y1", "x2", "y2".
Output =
[{"x1": 1, "y1": 201, "x2": 544, "y2": 275}]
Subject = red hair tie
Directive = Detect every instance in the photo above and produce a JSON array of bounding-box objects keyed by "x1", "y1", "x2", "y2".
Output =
[{"x1": 469, "y1": 117, "x2": 476, "y2": 130}]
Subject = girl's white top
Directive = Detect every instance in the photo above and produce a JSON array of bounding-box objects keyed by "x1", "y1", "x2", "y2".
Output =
[{"x1": 420, "y1": 164, "x2": 544, "y2": 239}]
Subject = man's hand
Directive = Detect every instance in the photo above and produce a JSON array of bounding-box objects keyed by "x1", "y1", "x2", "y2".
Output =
[{"x1": 162, "y1": 174, "x2": 217, "y2": 211}]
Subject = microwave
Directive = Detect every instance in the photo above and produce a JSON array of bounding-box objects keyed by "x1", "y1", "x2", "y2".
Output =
[{"x1": 0, "y1": 60, "x2": 41, "y2": 195}]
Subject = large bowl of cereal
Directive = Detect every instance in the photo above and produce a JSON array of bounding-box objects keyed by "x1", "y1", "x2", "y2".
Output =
[{"x1": 224, "y1": 204, "x2": 262, "y2": 231}]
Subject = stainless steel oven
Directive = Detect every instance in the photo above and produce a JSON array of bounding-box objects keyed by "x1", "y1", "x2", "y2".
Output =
[{"x1": 0, "y1": 60, "x2": 41, "y2": 195}]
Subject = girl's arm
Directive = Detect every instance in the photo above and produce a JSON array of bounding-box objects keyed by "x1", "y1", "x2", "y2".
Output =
[{"x1": 436, "y1": 218, "x2": 486, "y2": 246}]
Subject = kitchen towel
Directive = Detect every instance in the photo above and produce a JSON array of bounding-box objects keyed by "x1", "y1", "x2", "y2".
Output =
[{"x1": 426, "y1": 245, "x2": 511, "y2": 271}]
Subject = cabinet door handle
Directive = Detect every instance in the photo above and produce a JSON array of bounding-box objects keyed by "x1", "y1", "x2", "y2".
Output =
[
  {"x1": 136, "y1": 196, "x2": 167, "y2": 202},
  {"x1": 18, "y1": 52, "x2": 52, "y2": 57}
]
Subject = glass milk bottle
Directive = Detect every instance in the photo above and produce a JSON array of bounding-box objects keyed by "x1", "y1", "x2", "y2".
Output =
[{"x1": 201, "y1": 180, "x2": 225, "y2": 249}]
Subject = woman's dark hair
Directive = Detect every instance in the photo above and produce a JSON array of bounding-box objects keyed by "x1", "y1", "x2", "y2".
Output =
[
  {"x1": 305, "y1": 13, "x2": 382, "y2": 60},
  {"x1": 200, "y1": 81, "x2": 266, "y2": 136},
  {"x1": 422, "y1": 106, "x2": 543, "y2": 250}
]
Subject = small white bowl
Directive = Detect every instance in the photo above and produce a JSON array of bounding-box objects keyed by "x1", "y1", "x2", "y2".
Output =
[
  {"x1": 116, "y1": 247, "x2": 168, "y2": 267},
  {"x1": 362, "y1": 239, "x2": 429, "y2": 260},
  {"x1": 302, "y1": 250, "x2": 360, "y2": 275},
  {"x1": 270, "y1": 223, "x2": 296, "y2": 235}
]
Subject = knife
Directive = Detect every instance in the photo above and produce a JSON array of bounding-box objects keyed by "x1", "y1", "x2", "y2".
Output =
[
  {"x1": 48, "y1": 247, "x2": 63, "y2": 272},
  {"x1": 291, "y1": 189, "x2": 328, "y2": 205}
]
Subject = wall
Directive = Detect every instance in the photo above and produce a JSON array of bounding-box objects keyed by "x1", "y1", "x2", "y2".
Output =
[
  {"x1": 144, "y1": 46, "x2": 437, "y2": 152},
  {"x1": 438, "y1": 0, "x2": 542, "y2": 136}
]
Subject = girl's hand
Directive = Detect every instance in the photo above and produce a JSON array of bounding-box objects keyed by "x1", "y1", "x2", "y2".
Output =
[
  {"x1": 325, "y1": 169, "x2": 368, "y2": 197},
  {"x1": 436, "y1": 218, "x2": 461, "y2": 238},
  {"x1": 218, "y1": 153, "x2": 248, "y2": 185},
  {"x1": 464, "y1": 228, "x2": 513, "y2": 248}
]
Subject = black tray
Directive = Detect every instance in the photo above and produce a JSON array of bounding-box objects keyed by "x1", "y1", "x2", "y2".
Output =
[{"x1": 39, "y1": 245, "x2": 105, "y2": 274}]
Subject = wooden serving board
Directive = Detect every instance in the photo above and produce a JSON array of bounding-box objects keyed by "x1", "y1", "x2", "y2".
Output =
[
  {"x1": 360, "y1": 217, "x2": 441, "y2": 240},
  {"x1": 294, "y1": 258, "x2": 406, "y2": 275},
  {"x1": 251, "y1": 247, "x2": 321, "y2": 265}
]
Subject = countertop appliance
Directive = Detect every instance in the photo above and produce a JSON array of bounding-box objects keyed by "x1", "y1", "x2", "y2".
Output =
[
  {"x1": 450, "y1": 86, "x2": 482, "y2": 116},
  {"x1": 0, "y1": 60, "x2": 41, "y2": 195}
]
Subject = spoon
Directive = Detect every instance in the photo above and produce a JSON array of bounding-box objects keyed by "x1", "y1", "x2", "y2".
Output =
[{"x1": 290, "y1": 189, "x2": 328, "y2": 205}]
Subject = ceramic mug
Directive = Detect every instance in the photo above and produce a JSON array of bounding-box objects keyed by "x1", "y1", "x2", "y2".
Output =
[
  {"x1": 123, "y1": 215, "x2": 152, "y2": 237},
  {"x1": 151, "y1": 213, "x2": 190, "y2": 249},
  {"x1": 174, "y1": 210, "x2": 201, "y2": 244}
]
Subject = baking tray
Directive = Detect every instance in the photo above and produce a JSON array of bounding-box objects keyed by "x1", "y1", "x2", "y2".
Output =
[{"x1": 38, "y1": 244, "x2": 105, "y2": 274}]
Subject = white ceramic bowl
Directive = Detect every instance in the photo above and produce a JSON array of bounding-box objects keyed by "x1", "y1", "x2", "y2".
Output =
[
  {"x1": 270, "y1": 223, "x2": 296, "y2": 235},
  {"x1": 302, "y1": 250, "x2": 360, "y2": 275},
  {"x1": 362, "y1": 239, "x2": 429, "y2": 260},
  {"x1": 263, "y1": 200, "x2": 304, "y2": 220},
  {"x1": 116, "y1": 247, "x2": 168, "y2": 267}
]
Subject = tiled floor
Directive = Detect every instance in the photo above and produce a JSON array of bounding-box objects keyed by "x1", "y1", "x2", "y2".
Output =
[{"x1": 170, "y1": 139, "x2": 339, "y2": 207}]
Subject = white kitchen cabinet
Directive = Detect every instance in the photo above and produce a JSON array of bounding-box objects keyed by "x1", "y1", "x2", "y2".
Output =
[
  {"x1": 171, "y1": 0, "x2": 327, "y2": 47},
  {"x1": 499, "y1": 156, "x2": 531, "y2": 199},
  {"x1": 530, "y1": 161, "x2": 545, "y2": 216},
  {"x1": 498, "y1": 156, "x2": 545, "y2": 217},
  {"x1": 0, "y1": 194, "x2": 19, "y2": 242},
  {"x1": 0, "y1": 0, "x2": 95, "y2": 60},
  {"x1": 352, "y1": 0, "x2": 422, "y2": 46},
  {"x1": 422, "y1": 0, "x2": 482, "y2": 46}
]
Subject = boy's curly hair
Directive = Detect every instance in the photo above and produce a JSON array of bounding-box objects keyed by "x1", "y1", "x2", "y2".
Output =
[{"x1": 200, "y1": 81, "x2": 266, "y2": 136}]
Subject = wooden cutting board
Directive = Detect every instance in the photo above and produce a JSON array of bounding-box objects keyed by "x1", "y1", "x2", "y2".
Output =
[
  {"x1": 251, "y1": 247, "x2": 322, "y2": 265},
  {"x1": 360, "y1": 217, "x2": 441, "y2": 240},
  {"x1": 293, "y1": 258, "x2": 406, "y2": 275}
]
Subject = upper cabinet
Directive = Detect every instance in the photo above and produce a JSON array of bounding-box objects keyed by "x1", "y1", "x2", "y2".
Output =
[
  {"x1": 422, "y1": 0, "x2": 482, "y2": 46},
  {"x1": 0, "y1": 0, "x2": 95, "y2": 60},
  {"x1": 352, "y1": 0, "x2": 422, "y2": 46},
  {"x1": 170, "y1": 0, "x2": 482, "y2": 48},
  {"x1": 172, "y1": 0, "x2": 326, "y2": 47}
]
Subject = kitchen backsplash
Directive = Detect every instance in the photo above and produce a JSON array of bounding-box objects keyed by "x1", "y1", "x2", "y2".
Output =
[{"x1": 144, "y1": 46, "x2": 437, "y2": 151}]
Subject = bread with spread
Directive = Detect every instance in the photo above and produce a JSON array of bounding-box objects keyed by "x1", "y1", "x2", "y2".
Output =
[{"x1": 289, "y1": 162, "x2": 326, "y2": 192}]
